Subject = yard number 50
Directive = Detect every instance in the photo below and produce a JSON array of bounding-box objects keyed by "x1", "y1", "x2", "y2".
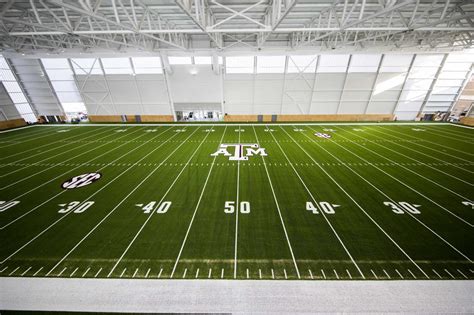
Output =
[{"x1": 224, "y1": 201, "x2": 250, "y2": 214}]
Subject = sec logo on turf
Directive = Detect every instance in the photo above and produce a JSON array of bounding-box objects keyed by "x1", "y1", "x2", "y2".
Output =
[{"x1": 61, "y1": 172, "x2": 102, "y2": 189}]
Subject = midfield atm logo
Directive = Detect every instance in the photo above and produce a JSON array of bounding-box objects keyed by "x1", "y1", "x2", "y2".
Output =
[{"x1": 211, "y1": 144, "x2": 267, "y2": 161}]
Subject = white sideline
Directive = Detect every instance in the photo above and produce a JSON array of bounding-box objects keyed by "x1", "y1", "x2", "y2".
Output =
[
  {"x1": 0, "y1": 125, "x2": 36, "y2": 133},
  {"x1": 26, "y1": 122, "x2": 474, "y2": 128},
  {"x1": 0, "y1": 278, "x2": 472, "y2": 313}
]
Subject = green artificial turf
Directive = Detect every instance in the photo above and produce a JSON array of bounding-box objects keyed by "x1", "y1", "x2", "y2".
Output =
[{"x1": 0, "y1": 123, "x2": 472, "y2": 280}]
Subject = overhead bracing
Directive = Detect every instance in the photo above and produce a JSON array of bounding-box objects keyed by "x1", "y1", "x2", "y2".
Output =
[{"x1": 0, "y1": 0, "x2": 472, "y2": 53}]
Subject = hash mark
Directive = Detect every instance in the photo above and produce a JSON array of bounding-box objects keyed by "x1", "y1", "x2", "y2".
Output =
[
  {"x1": 8, "y1": 267, "x2": 20, "y2": 276},
  {"x1": 82, "y1": 267, "x2": 91, "y2": 278},
  {"x1": 408, "y1": 269, "x2": 416, "y2": 279},
  {"x1": 0, "y1": 266, "x2": 8, "y2": 273},
  {"x1": 221, "y1": 268, "x2": 224, "y2": 279},
  {"x1": 132, "y1": 268, "x2": 139, "y2": 278},
  {"x1": 309, "y1": 269, "x2": 313, "y2": 279},
  {"x1": 70, "y1": 267, "x2": 78, "y2": 277},
  {"x1": 208, "y1": 268, "x2": 212, "y2": 279},
  {"x1": 145, "y1": 268, "x2": 151, "y2": 278},
  {"x1": 346, "y1": 269, "x2": 352, "y2": 279},
  {"x1": 182, "y1": 268, "x2": 187, "y2": 279},
  {"x1": 457, "y1": 269, "x2": 468, "y2": 279},
  {"x1": 94, "y1": 268, "x2": 102, "y2": 278},
  {"x1": 321, "y1": 269, "x2": 326, "y2": 279},
  {"x1": 120, "y1": 268, "x2": 126, "y2": 278},
  {"x1": 271, "y1": 268, "x2": 275, "y2": 279},
  {"x1": 33, "y1": 267, "x2": 43, "y2": 277},
  {"x1": 334, "y1": 269, "x2": 339, "y2": 279},
  {"x1": 370, "y1": 269, "x2": 378, "y2": 279},
  {"x1": 57, "y1": 267, "x2": 67, "y2": 277},
  {"x1": 157, "y1": 268, "x2": 163, "y2": 278},
  {"x1": 259, "y1": 269, "x2": 262, "y2": 279},
  {"x1": 432, "y1": 269, "x2": 442, "y2": 279},
  {"x1": 383, "y1": 269, "x2": 391, "y2": 279},
  {"x1": 195, "y1": 268, "x2": 200, "y2": 278},
  {"x1": 444, "y1": 269, "x2": 455, "y2": 279},
  {"x1": 21, "y1": 266, "x2": 32, "y2": 276},
  {"x1": 246, "y1": 268, "x2": 249, "y2": 279},
  {"x1": 284, "y1": 269, "x2": 288, "y2": 279},
  {"x1": 395, "y1": 269, "x2": 403, "y2": 279}
]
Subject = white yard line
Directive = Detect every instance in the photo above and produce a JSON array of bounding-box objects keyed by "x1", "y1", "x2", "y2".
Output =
[
  {"x1": 0, "y1": 126, "x2": 72, "y2": 148},
  {"x1": 422, "y1": 128, "x2": 474, "y2": 144},
  {"x1": 234, "y1": 125, "x2": 241, "y2": 279},
  {"x1": 266, "y1": 125, "x2": 365, "y2": 279},
  {"x1": 0, "y1": 124, "x2": 36, "y2": 134},
  {"x1": 252, "y1": 126, "x2": 301, "y2": 279},
  {"x1": 0, "y1": 126, "x2": 107, "y2": 162},
  {"x1": 170, "y1": 127, "x2": 228, "y2": 278},
  {"x1": 342, "y1": 127, "x2": 473, "y2": 188},
  {"x1": 373, "y1": 127, "x2": 474, "y2": 166},
  {"x1": 0, "y1": 126, "x2": 116, "y2": 177},
  {"x1": 43, "y1": 128, "x2": 197, "y2": 277},
  {"x1": 107, "y1": 126, "x2": 211, "y2": 278},
  {"x1": 308, "y1": 126, "x2": 473, "y2": 259},
  {"x1": 1, "y1": 129, "x2": 180, "y2": 267},
  {"x1": 281, "y1": 126, "x2": 430, "y2": 279}
]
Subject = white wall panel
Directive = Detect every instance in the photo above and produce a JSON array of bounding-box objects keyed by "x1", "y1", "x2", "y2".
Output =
[
  {"x1": 338, "y1": 101, "x2": 367, "y2": 114},
  {"x1": 310, "y1": 102, "x2": 338, "y2": 114},
  {"x1": 366, "y1": 101, "x2": 397, "y2": 114}
]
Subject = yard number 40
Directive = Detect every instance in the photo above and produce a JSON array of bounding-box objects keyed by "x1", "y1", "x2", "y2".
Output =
[{"x1": 224, "y1": 201, "x2": 250, "y2": 214}]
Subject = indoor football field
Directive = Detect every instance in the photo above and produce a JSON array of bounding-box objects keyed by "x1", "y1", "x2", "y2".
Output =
[{"x1": 0, "y1": 123, "x2": 472, "y2": 281}]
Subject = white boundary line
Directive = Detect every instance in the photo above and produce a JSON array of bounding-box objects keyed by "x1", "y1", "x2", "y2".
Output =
[
  {"x1": 0, "y1": 124, "x2": 36, "y2": 133},
  {"x1": 327, "y1": 127, "x2": 473, "y2": 227},
  {"x1": 170, "y1": 126, "x2": 228, "y2": 278},
  {"x1": 279, "y1": 126, "x2": 429, "y2": 279},
  {"x1": 106, "y1": 126, "x2": 213, "y2": 277},
  {"x1": 1, "y1": 127, "x2": 182, "y2": 264},
  {"x1": 252, "y1": 126, "x2": 301, "y2": 279},
  {"x1": 340, "y1": 127, "x2": 473, "y2": 188},
  {"x1": 304, "y1": 125, "x2": 472, "y2": 262},
  {"x1": 265, "y1": 124, "x2": 365, "y2": 279},
  {"x1": 422, "y1": 128, "x2": 474, "y2": 143},
  {"x1": 0, "y1": 126, "x2": 74, "y2": 148}
]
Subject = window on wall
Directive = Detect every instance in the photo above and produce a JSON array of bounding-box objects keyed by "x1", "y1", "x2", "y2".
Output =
[
  {"x1": 287, "y1": 55, "x2": 317, "y2": 73},
  {"x1": 0, "y1": 56, "x2": 36, "y2": 123},
  {"x1": 101, "y1": 58, "x2": 133, "y2": 74},
  {"x1": 41, "y1": 58, "x2": 86, "y2": 115},
  {"x1": 225, "y1": 56, "x2": 254, "y2": 74},
  {"x1": 256, "y1": 56, "x2": 286, "y2": 73},
  {"x1": 131, "y1": 57, "x2": 163, "y2": 74}
]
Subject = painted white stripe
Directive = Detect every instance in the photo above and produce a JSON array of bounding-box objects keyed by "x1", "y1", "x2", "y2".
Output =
[
  {"x1": 208, "y1": 268, "x2": 212, "y2": 279},
  {"x1": 170, "y1": 127, "x2": 228, "y2": 278},
  {"x1": 32, "y1": 267, "x2": 43, "y2": 277},
  {"x1": 234, "y1": 125, "x2": 241, "y2": 279},
  {"x1": 246, "y1": 268, "x2": 249, "y2": 279},
  {"x1": 267, "y1": 125, "x2": 365, "y2": 279},
  {"x1": 195, "y1": 268, "x2": 199, "y2": 279},
  {"x1": 94, "y1": 268, "x2": 102, "y2": 278},
  {"x1": 283, "y1": 126, "x2": 430, "y2": 278},
  {"x1": 383, "y1": 269, "x2": 391, "y2": 279},
  {"x1": 82, "y1": 267, "x2": 91, "y2": 278},
  {"x1": 119, "y1": 268, "x2": 127, "y2": 278},
  {"x1": 182, "y1": 268, "x2": 187, "y2": 279},
  {"x1": 157, "y1": 268, "x2": 163, "y2": 279},
  {"x1": 57, "y1": 267, "x2": 67, "y2": 277},
  {"x1": 145, "y1": 268, "x2": 151, "y2": 278},
  {"x1": 271, "y1": 268, "x2": 275, "y2": 279},
  {"x1": 395, "y1": 269, "x2": 404, "y2": 279},
  {"x1": 432, "y1": 269, "x2": 442, "y2": 279},
  {"x1": 259, "y1": 269, "x2": 262, "y2": 279},
  {"x1": 309, "y1": 269, "x2": 313, "y2": 279},
  {"x1": 0, "y1": 266, "x2": 8, "y2": 273},
  {"x1": 252, "y1": 126, "x2": 300, "y2": 279},
  {"x1": 132, "y1": 268, "x2": 139, "y2": 278},
  {"x1": 444, "y1": 269, "x2": 455, "y2": 279},
  {"x1": 457, "y1": 269, "x2": 468, "y2": 279},
  {"x1": 334, "y1": 269, "x2": 339, "y2": 279},
  {"x1": 346, "y1": 269, "x2": 352, "y2": 279},
  {"x1": 408, "y1": 269, "x2": 417, "y2": 279},
  {"x1": 283, "y1": 269, "x2": 288, "y2": 279},
  {"x1": 321, "y1": 269, "x2": 326, "y2": 279},
  {"x1": 221, "y1": 268, "x2": 224, "y2": 279},
  {"x1": 107, "y1": 127, "x2": 208, "y2": 278},
  {"x1": 21, "y1": 266, "x2": 32, "y2": 276},
  {"x1": 8, "y1": 267, "x2": 20, "y2": 276}
]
